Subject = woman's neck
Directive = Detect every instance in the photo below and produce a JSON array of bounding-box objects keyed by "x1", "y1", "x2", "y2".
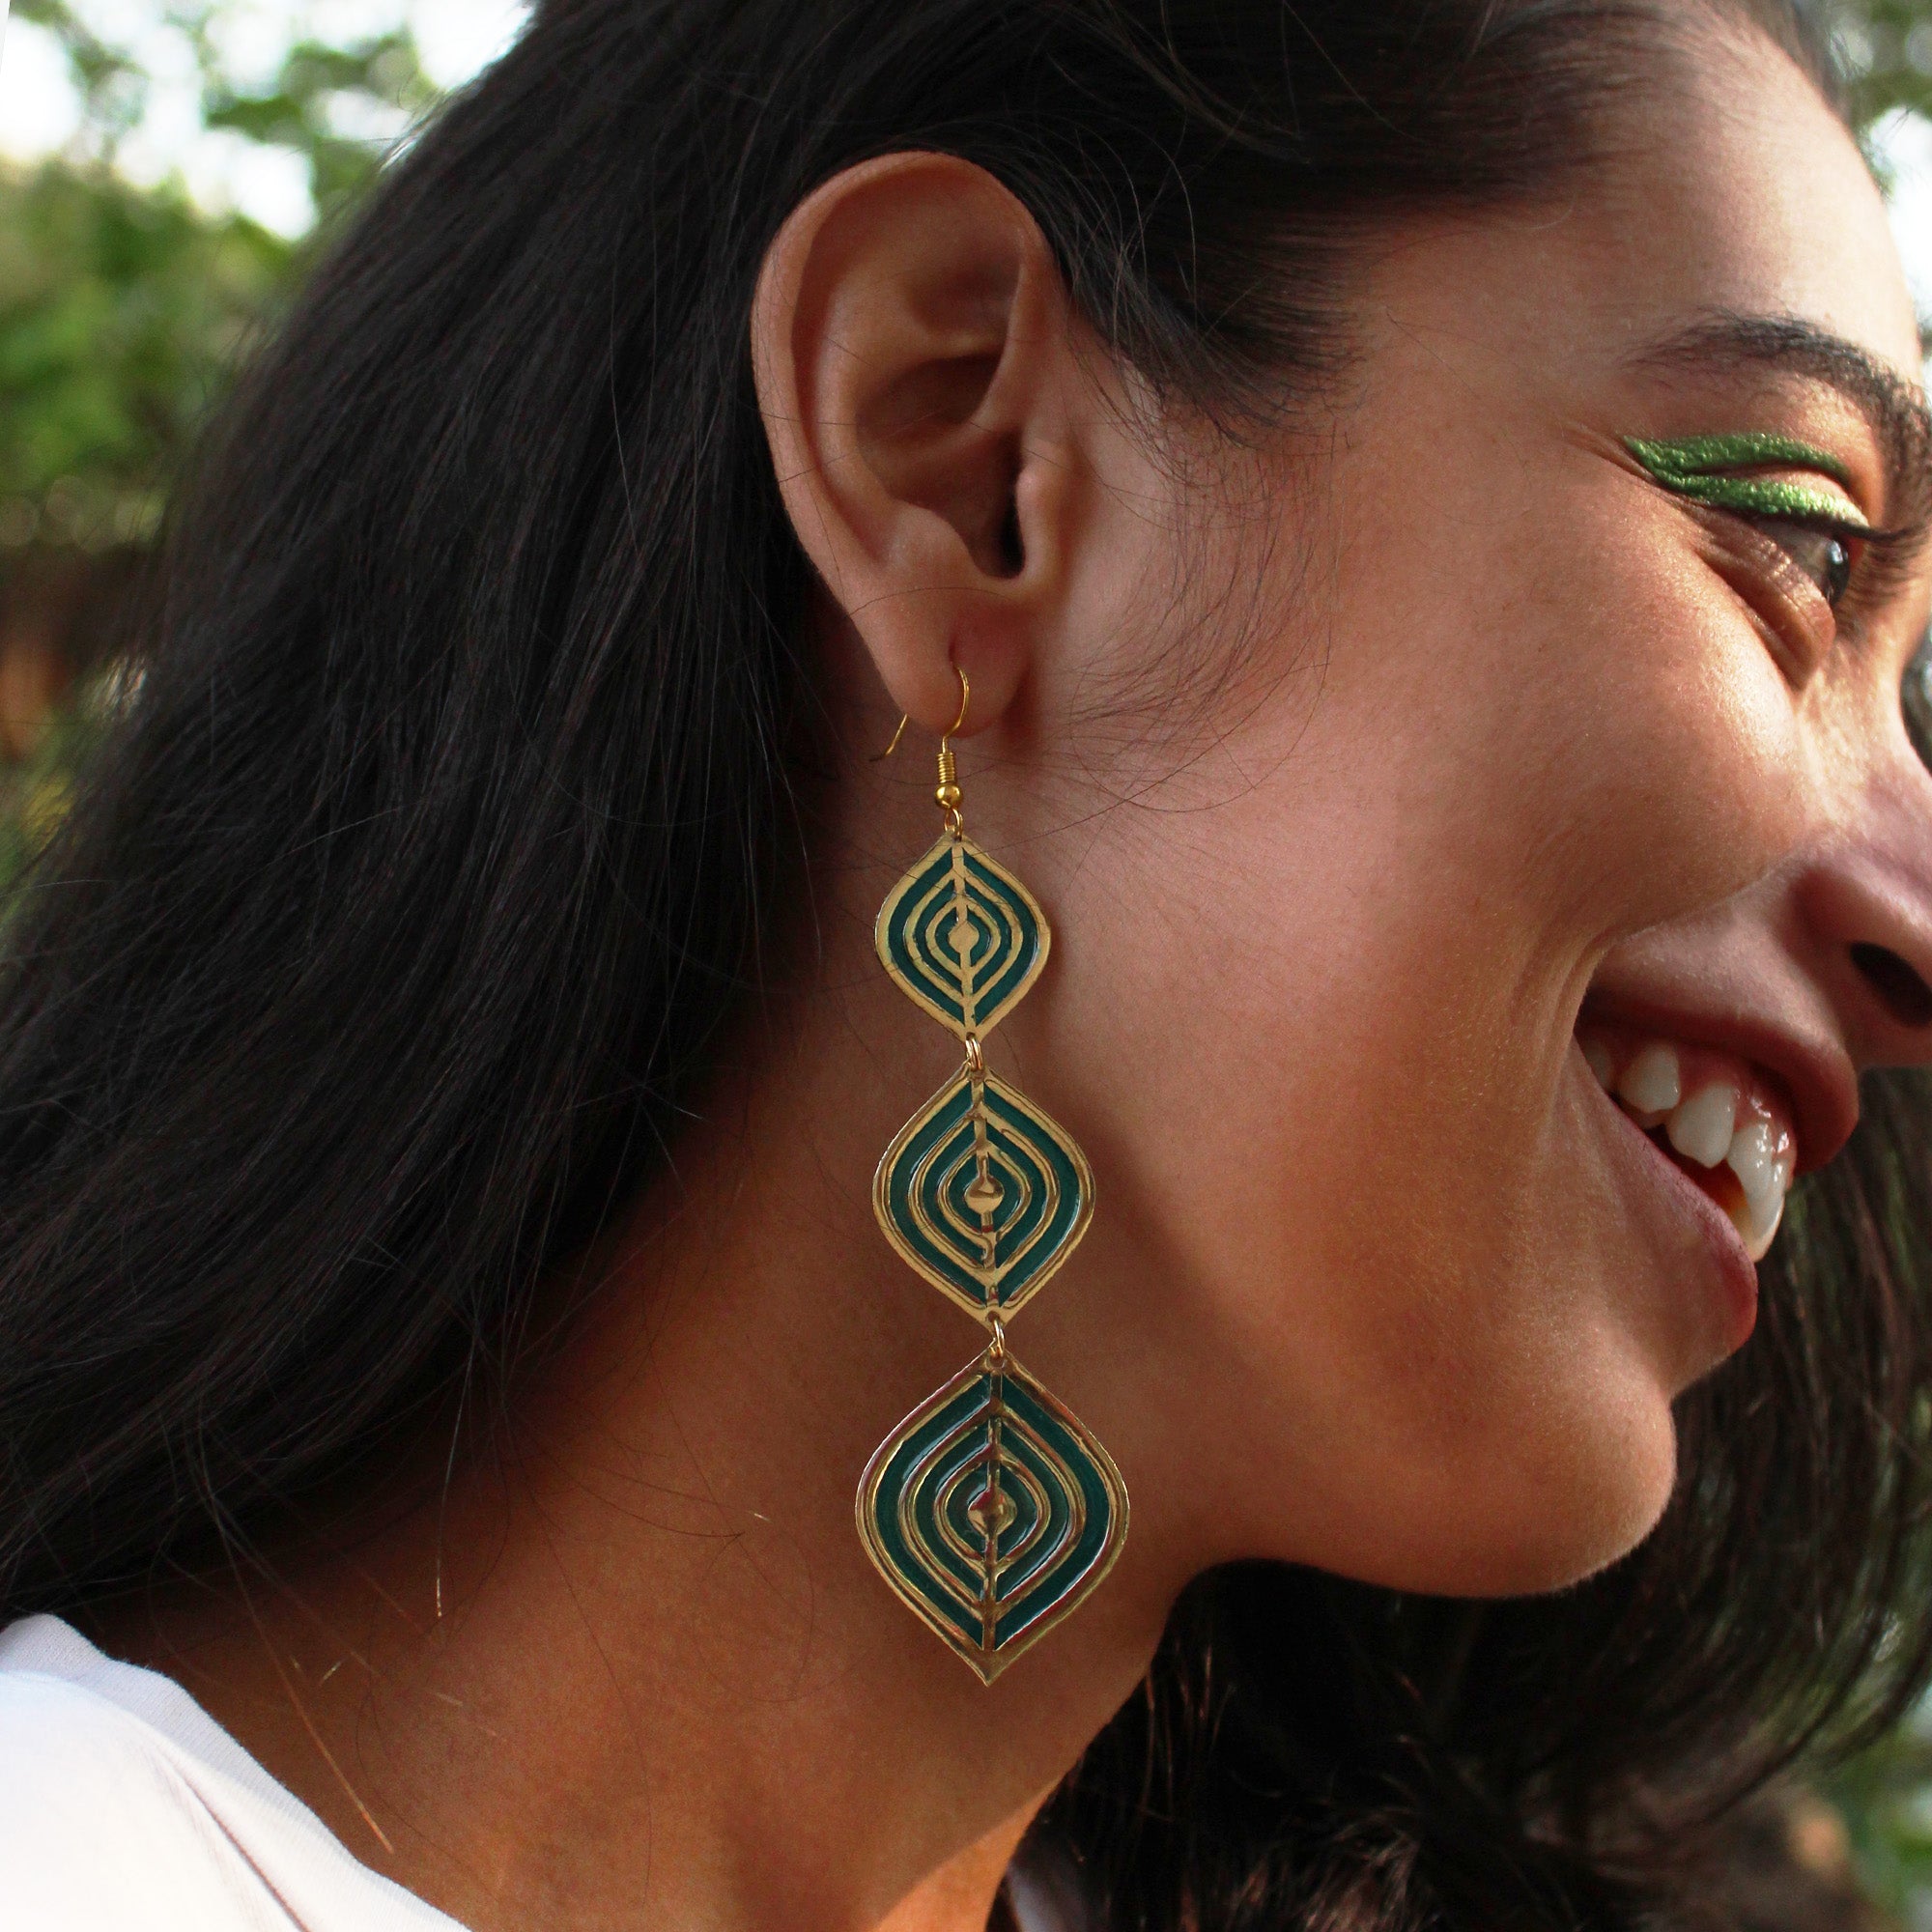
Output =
[{"x1": 99, "y1": 1028, "x2": 1174, "y2": 1932}]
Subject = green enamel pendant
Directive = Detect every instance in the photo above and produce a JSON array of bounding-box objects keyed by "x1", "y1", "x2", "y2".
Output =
[
  {"x1": 857, "y1": 1347, "x2": 1128, "y2": 1682},
  {"x1": 874, "y1": 1069, "x2": 1094, "y2": 1321},
  {"x1": 875, "y1": 831, "x2": 1050, "y2": 1040},
  {"x1": 860, "y1": 798, "x2": 1126, "y2": 1683}
]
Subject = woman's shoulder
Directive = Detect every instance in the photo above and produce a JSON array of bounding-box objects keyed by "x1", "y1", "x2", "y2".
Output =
[
  {"x1": 0, "y1": 1616, "x2": 463, "y2": 1930},
  {"x1": 0, "y1": 1625, "x2": 289, "y2": 1928}
]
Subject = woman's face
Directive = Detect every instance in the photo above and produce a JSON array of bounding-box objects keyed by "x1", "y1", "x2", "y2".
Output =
[{"x1": 1001, "y1": 31, "x2": 1932, "y2": 1597}]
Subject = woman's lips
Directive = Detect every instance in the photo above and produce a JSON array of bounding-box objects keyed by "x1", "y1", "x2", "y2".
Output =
[{"x1": 1576, "y1": 1019, "x2": 1797, "y2": 1263}]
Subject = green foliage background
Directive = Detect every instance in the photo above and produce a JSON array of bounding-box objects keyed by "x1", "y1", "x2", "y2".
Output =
[
  {"x1": 0, "y1": 1, "x2": 438, "y2": 553},
  {"x1": 1841, "y1": 0, "x2": 1932, "y2": 121},
  {"x1": 1, "y1": 0, "x2": 1926, "y2": 566},
  {"x1": 2, "y1": 2, "x2": 1932, "y2": 1921}
]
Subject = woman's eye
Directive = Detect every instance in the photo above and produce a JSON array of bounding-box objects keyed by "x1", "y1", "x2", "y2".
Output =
[
  {"x1": 1904, "y1": 633, "x2": 1932, "y2": 774},
  {"x1": 1623, "y1": 437, "x2": 1872, "y2": 616},
  {"x1": 1746, "y1": 517, "x2": 1857, "y2": 608}
]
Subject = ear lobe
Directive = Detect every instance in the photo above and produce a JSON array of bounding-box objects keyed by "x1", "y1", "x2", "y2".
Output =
[{"x1": 750, "y1": 154, "x2": 1076, "y2": 740}]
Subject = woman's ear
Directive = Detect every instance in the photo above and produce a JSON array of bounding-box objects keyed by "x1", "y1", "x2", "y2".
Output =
[{"x1": 750, "y1": 154, "x2": 1079, "y2": 739}]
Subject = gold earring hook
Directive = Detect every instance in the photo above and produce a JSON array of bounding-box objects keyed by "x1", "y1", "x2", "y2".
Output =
[
  {"x1": 934, "y1": 668, "x2": 968, "y2": 835},
  {"x1": 872, "y1": 668, "x2": 970, "y2": 761},
  {"x1": 942, "y1": 667, "x2": 971, "y2": 747},
  {"x1": 872, "y1": 668, "x2": 971, "y2": 836}
]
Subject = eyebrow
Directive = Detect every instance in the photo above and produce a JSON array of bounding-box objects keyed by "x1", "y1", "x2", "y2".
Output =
[{"x1": 1632, "y1": 312, "x2": 1932, "y2": 538}]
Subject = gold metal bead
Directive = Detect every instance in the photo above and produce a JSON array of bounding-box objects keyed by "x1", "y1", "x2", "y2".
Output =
[{"x1": 935, "y1": 781, "x2": 962, "y2": 810}]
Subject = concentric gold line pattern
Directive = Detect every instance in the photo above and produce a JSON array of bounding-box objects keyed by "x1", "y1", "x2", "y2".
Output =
[{"x1": 859, "y1": 791, "x2": 1127, "y2": 1682}]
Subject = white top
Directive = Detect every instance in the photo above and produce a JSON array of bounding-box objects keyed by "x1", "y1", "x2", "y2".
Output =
[
  {"x1": 0, "y1": 1615, "x2": 465, "y2": 1929},
  {"x1": 0, "y1": 1615, "x2": 1082, "y2": 1932}
]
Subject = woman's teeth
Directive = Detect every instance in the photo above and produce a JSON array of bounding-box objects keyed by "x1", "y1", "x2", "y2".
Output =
[{"x1": 1581, "y1": 1033, "x2": 1796, "y2": 1263}]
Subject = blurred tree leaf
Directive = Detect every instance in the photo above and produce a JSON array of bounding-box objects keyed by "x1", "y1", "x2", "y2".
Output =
[
  {"x1": 0, "y1": 3, "x2": 440, "y2": 550},
  {"x1": 190, "y1": 24, "x2": 439, "y2": 224},
  {"x1": 0, "y1": 163, "x2": 288, "y2": 545},
  {"x1": 1830, "y1": 1713, "x2": 1932, "y2": 1922},
  {"x1": 11, "y1": 0, "x2": 149, "y2": 155},
  {"x1": 1827, "y1": 0, "x2": 1932, "y2": 126}
]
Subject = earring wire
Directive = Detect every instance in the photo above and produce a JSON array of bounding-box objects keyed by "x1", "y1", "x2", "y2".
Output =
[{"x1": 872, "y1": 666, "x2": 970, "y2": 761}]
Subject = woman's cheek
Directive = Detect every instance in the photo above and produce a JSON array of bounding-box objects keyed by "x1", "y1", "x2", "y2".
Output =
[
  {"x1": 1317, "y1": 476, "x2": 1816, "y2": 953},
  {"x1": 1505, "y1": 543, "x2": 1820, "y2": 939}
]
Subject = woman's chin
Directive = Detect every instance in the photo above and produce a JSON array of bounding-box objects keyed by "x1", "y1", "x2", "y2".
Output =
[
  {"x1": 1493, "y1": 1366, "x2": 1684, "y2": 1595},
  {"x1": 1312, "y1": 1351, "x2": 1685, "y2": 1601}
]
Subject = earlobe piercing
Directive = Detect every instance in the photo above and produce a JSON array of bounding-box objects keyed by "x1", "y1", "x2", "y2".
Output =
[
  {"x1": 858, "y1": 665, "x2": 1128, "y2": 1683},
  {"x1": 872, "y1": 662, "x2": 971, "y2": 771}
]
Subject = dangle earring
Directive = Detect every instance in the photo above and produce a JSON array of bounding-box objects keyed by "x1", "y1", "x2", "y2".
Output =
[{"x1": 857, "y1": 670, "x2": 1128, "y2": 1683}]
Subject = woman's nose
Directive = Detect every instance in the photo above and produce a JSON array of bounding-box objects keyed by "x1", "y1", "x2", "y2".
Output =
[{"x1": 1797, "y1": 776, "x2": 1932, "y2": 1066}]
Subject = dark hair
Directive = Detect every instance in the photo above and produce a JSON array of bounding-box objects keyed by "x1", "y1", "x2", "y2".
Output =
[{"x1": 2, "y1": 1, "x2": 1927, "y2": 1926}]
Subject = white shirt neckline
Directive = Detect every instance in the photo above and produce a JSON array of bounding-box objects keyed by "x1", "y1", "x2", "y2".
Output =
[
  {"x1": 0, "y1": 1613, "x2": 468, "y2": 1929},
  {"x1": 0, "y1": 1612, "x2": 1080, "y2": 1931}
]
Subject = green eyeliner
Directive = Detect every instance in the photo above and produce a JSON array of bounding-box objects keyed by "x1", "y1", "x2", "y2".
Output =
[{"x1": 1624, "y1": 433, "x2": 1869, "y2": 528}]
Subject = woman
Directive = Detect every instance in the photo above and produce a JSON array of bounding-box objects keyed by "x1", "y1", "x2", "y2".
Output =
[{"x1": 0, "y1": 0, "x2": 1929, "y2": 1925}]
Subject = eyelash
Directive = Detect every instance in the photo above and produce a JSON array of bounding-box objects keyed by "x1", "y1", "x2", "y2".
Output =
[
  {"x1": 1736, "y1": 506, "x2": 1916, "y2": 622},
  {"x1": 1737, "y1": 508, "x2": 1865, "y2": 610}
]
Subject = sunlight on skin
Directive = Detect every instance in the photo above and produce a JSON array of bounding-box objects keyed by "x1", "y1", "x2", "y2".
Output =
[
  {"x1": 871, "y1": 1801, "x2": 1049, "y2": 1932},
  {"x1": 104, "y1": 27, "x2": 1932, "y2": 1932}
]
